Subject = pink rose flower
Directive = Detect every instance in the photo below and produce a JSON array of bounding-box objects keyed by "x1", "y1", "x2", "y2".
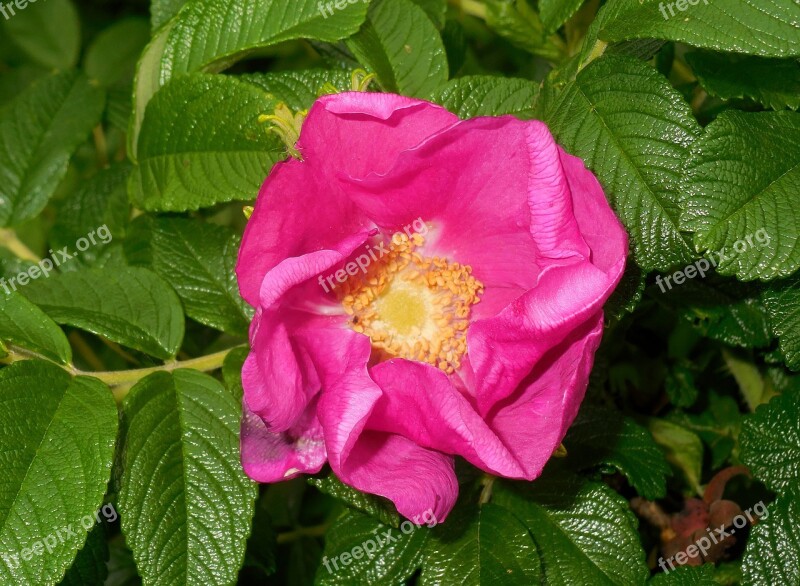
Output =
[{"x1": 237, "y1": 92, "x2": 628, "y2": 522}]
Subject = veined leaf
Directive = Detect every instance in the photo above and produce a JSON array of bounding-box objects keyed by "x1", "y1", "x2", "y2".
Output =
[
  {"x1": 542, "y1": 54, "x2": 700, "y2": 271},
  {"x1": 763, "y1": 276, "x2": 800, "y2": 371},
  {"x1": 346, "y1": 0, "x2": 448, "y2": 97},
  {"x1": 421, "y1": 503, "x2": 541, "y2": 585},
  {"x1": 0, "y1": 71, "x2": 105, "y2": 227},
  {"x1": 539, "y1": 0, "x2": 586, "y2": 33},
  {"x1": 598, "y1": 0, "x2": 800, "y2": 58},
  {"x1": 0, "y1": 361, "x2": 117, "y2": 585},
  {"x1": 681, "y1": 111, "x2": 800, "y2": 280},
  {"x1": 309, "y1": 474, "x2": 400, "y2": 528},
  {"x1": 124, "y1": 216, "x2": 252, "y2": 336},
  {"x1": 428, "y1": 75, "x2": 538, "y2": 119},
  {"x1": 740, "y1": 390, "x2": 800, "y2": 493},
  {"x1": 686, "y1": 52, "x2": 800, "y2": 111},
  {"x1": 132, "y1": 0, "x2": 368, "y2": 150},
  {"x1": 493, "y1": 475, "x2": 649, "y2": 586},
  {"x1": 130, "y1": 73, "x2": 284, "y2": 211},
  {"x1": 0, "y1": 291, "x2": 71, "y2": 364},
  {"x1": 320, "y1": 508, "x2": 428, "y2": 586},
  {"x1": 22, "y1": 267, "x2": 184, "y2": 360},
  {"x1": 118, "y1": 370, "x2": 257, "y2": 585},
  {"x1": 240, "y1": 68, "x2": 355, "y2": 111},
  {"x1": 742, "y1": 489, "x2": 800, "y2": 585}
]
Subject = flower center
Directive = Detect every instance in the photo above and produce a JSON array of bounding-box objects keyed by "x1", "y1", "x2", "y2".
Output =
[{"x1": 340, "y1": 232, "x2": 483, "y2": 374}]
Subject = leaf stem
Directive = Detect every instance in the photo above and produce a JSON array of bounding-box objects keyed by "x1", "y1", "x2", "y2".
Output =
[
  {"x1": 0, "y1": 344, "x2": 245, "y2": 403},
  {"x1": 93, "y1": 124, "x2": 109, "y2": 168},
  {"x1": 0, "y1": 229, "x2": 41, "y2": 263},
  {"x1": 479, "y1": 474, "x2": 495, "y2": 505},
  {"x1": 276, "y1": 522, "x2": 331, "y2": 544}
]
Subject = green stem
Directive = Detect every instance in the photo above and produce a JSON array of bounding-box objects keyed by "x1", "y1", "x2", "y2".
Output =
[
  {"x1": 479, "y1": 474, "x2": 495, "y2": 505},
  {"x1": 0, "y1": 344, "x2": 244, "y2": 403},
  {"x1": 451, "y1": 0, "x2": 487, "y2": 19},
  {"x1": 276, "y1": 523, "x2": 331, "y2": 544},
  {"x1": 0, "y1": 229, "x2": 41, "y2": 262}
]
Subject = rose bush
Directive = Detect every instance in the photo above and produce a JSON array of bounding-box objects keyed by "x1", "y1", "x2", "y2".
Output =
[{"x1": 237, "y1": 92, "x2": 628, "y2": 521}]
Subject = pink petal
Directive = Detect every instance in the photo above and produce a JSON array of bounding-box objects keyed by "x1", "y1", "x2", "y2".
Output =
[
  {"x1": 300, "y1": 92, "x2": 459, "y2": 179},
  {"x1": 339, "y1": 117, "x2": 594, "y2": 318},
  {"x1": 243, "y1": 233, "x2": 370, "y2": 432},
  {"x1": 369, "y1": 359, "x2": 528, "y2": 478},
  {"x1": 486, "y1": 314, "x2": 605, "y2": 478},
  {"x1": 314, "y1": 337, "x2": 459, "y2": 521},
  {"x1": 237, "y1": 93, "x2": 459, "y2": 307},
  {"x1": 241, "y1": 397, "x2": 326, "y2": 482},
  {"x1": 468, "y1": 259, "x2": 622, "y2": 415},
  {"x1": 339, "y1": 431, "x2": 458, "y2": 523},
  {"x1": 559, "y1": 147, "x2": 629, "y2": 274}
]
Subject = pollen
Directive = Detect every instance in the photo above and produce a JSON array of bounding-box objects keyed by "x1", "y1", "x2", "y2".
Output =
[{"x1": 340, "y1": 233, "x2": 483, "y2": 374}]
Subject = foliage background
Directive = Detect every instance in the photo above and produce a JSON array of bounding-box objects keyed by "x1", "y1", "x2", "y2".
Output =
[{"x1": 0, "y1": 0, "x2": 799, "y2": 584}]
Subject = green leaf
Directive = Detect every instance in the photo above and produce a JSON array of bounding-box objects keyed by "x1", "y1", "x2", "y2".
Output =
[
  {"x1": 665, "y1": 362, "x2": 699, "y2": 408},
  {"x1": 427, "y1": 75, "x2": 538, "y2": 118},
  {"x1": 52, "y1": 165, "x2": 130, "y2": 272},
  {"x1": 604, "y1": 263, "x2": 646, "y2": 321},
  {"x1": 119, "y1": 370, "x2": 257, "y2": 586},
  {"x1": 309, "y1": 474, "x2": 400, "y2": 528},
  {"x1": 484, "y1": 0, "x2": 559, "y2": 60},
  {"x1": 124, "y1": 216, "x2": 252, "y2": 336},
  {"x1": 84, "y1": 18, "x2": 151, "y2": 87},
  {"x1": 132, "y1": 0, "x2": 368, "y2": 149},
  {"x1": 239, "y1": 68, "x2": 355, "y2": 110},
  {"x1": 2, "y1": 0, "x2": 80, "y2": 69},
  {"x1": 410, "y1": 0, "x2": 447, "y2": 28},
  {"x1": 542, "y1": 55, "x2": 700, "y2": 271},
  {"x1": 150, "y1": 0, "x2": 188, "y2": 31},
  {"x1": 686, "y1": 52, "x2": 800, "y2": 111},
  {"x1": 58, "y1": 526, "x2": 109, "y2": 586},
  {"x1": 319, "y1": 509, "x2": 428, "y2": 585},
  {"x1": 740, "y1": 390, "x2": 800, "y2": 494},
  {"x1": 648, "y1": 419, "x2": 703, "y2": 494},
  {"x1": 539, "y1": 0, "x2": 585, "y2": 33},
  {"x1": 493, "y1": 475, "x2": 649, "y2": 586},
  {"x1": 649, "y1": 564, "x2": 716, "y2": 585},
  {"x1": 346, "y1": 0, "x2": 448, "y2": 98},
  {"x1": 0, "y1": 291, "x2": 71, "y2": 364},
  {"x1": 762, "y1": 276, "x2": 800, "y2": 371},
  {"x1": 222, "y1": 346, "x2": 247, "y2": 402},
  {"x1": 681, "y1": 110, "x2": 800, "y2": 280},
  {"x1": 598, "y1": 0, "x2": 800, "y2": 58},
  {"x1": 742, "y1": 489, "x2": 800, "y2": 585},
  {"x1": 421, "y1": 502, "x2": 540, "y2": 585},
  {"x1": 671, "y1": 391, "x2": 741, "y2": 470},
  {"x1": 22, "y1": 267, "x2": 184, "y2": 360},
  {"x1": 0, "y1": 361, "x2": 117, "y2": 585},
  {"x1": 722, "y1": 349, "x2": 766, "y2": 411},
  {"x1": 563, "y1": 405, "x2": 670, "y2": 499},
  {"x1": 0, "y1": 71, "x2": 105, "y2": 227},
  {"x1": 130, "y1": 73, "x2": 283, "y2": 211},
  {"x1": 657, "y1": 279, "x2": 772, "y2": 349}
]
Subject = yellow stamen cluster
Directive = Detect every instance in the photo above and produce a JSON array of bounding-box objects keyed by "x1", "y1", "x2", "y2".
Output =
[{"x1": 340, "y1": 233, "x2": 483, "y2": 374}]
